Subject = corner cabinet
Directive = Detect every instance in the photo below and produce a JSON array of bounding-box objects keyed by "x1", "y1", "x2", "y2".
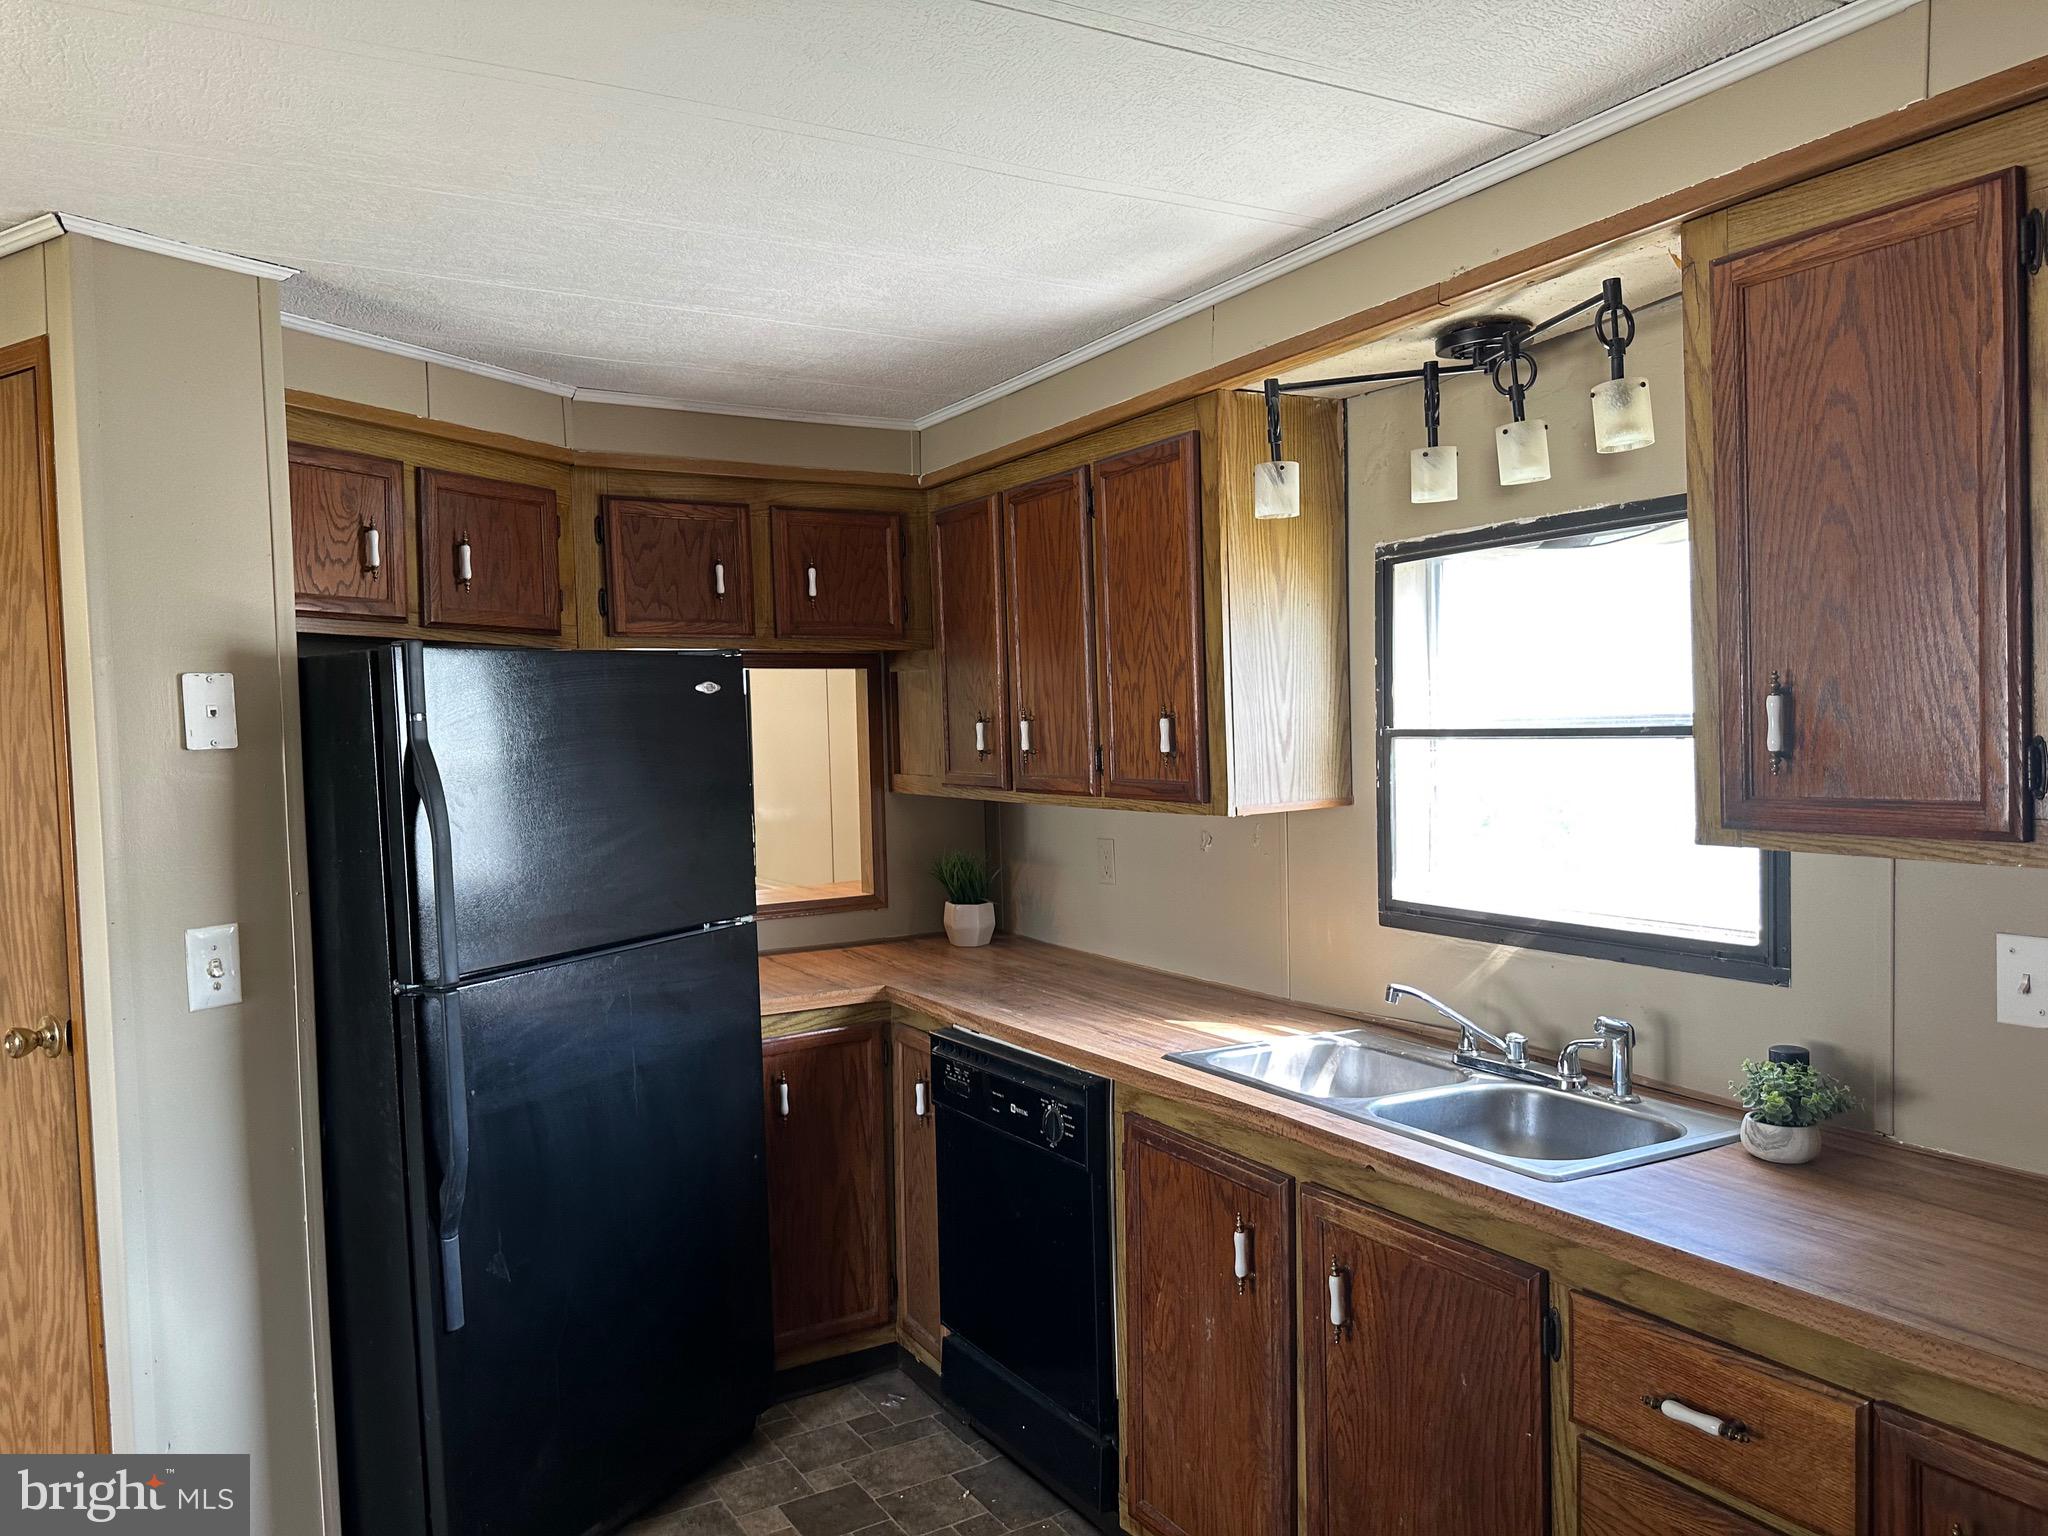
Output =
[
  {"x1": 1686, "y1": 108, "x2": 2047, "y2": 862},
  {"x1": 894, "y1": 388, "x2": 1350, "y2": 816}
]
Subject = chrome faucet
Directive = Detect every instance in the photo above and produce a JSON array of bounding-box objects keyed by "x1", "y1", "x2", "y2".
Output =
[
  {"x1": 1383, "y1": 984, "x2": 1548, "y2": 1086},
  {"x1": 1558, "y1": 1016, "x2": 1640, "y2": 1102}
]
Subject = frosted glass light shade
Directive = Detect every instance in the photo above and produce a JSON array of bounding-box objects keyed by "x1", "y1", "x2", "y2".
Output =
[
  {"x1": 1410, "y1": 445, "x2": 1458, "y2": 504},
  {"x1": 1590, "y1": 377, "x2": 1656, "y2": 453},
  {"x1": 1253, "y1": 459, "x2": 1301, "y2": 519},
  {"x1": 1495, "y1": 418, "x2": 1551, "y2": 485}
]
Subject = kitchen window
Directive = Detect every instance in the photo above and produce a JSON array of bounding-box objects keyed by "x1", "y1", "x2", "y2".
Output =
[
  {"x1": 1376, "y1": 497, "x2": 1789, "y2": 983},
  {"x1": 746, "y1": 654, "x2": 887, "y2": 918}
]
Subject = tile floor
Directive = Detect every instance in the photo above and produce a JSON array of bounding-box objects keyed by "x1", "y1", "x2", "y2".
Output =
[{"x1": 623, "y1": 1367, "x2": 1096, "y2": 1536}]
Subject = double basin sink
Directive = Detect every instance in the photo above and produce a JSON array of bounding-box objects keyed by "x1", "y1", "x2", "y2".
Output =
[{"x1": 1168, "y1": 1031, "x2": 1738, "y2": 1181}]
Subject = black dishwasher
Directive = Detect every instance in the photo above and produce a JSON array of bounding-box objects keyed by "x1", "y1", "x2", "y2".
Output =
[{"x1": 934, "y1": 1029, "x2": 1116, "y2": 1525}]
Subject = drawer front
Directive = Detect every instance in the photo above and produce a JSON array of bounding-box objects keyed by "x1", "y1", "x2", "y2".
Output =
[
  {"x1": 1578, "y1": 1442, "x2": 1774, "y2": 1536},
  {"x1": 1570, "y1": 1293, "x2": 1866, "y2": 1536}
]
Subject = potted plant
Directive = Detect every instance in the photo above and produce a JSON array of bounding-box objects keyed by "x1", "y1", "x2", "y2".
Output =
[
  {"x1": 932, "y1": 850, "x2": 997, "y2": 948},
  {"x1": 1730, "y1": 1057, "x2": 1856, "y2": 1165}
]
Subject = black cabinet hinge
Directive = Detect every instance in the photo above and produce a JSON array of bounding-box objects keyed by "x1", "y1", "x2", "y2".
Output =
[
  {"x1": 2024, "y1": 208, "x2": 2045, "y2": 276},
  {"x1": 597, "y1": 587, "x2": 608, "y2": 620},
  {"x1": 593, "y1": 513, "x2": 605, "y2": 546},
  {"x1": 1094, "y1": 745, "x2": 1104, "y2": 774},
  {"x1": 2027, "y1": 735, "x2": 2046, "y2": 800},
  {"x1": 1543, "y1": 1306, "x2": 1562, "y2": 1362}
]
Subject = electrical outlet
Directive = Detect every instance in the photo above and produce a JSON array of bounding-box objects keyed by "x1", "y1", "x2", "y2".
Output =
[
  {"x1": 1996, "y1": 933, "x2": 2048, "y2": 1027},
  {"x1": 1096, "y1": 838, "x2": 1116, "y2": 885}
]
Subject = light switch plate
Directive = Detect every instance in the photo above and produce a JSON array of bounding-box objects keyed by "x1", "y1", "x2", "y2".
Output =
[
  {"x1": 1995, "y1": 933, "x2": 2048, "y2": 1028},
  {"x1": 181, "y1": 672, "x2": 238, "y2": 750},
  {"x1": 186, "y1": 924, "x2": 242, "y2": 1011}
]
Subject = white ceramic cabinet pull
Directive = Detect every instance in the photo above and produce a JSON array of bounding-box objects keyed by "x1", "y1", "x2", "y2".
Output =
[
  {"x1": 1644, "y1": 1395, "x2": 1751, "y2": 1443},
  {"x1": 776, "y1": 1075, "x2": 790, "y2": 1118},
  {"x1": 914, "y1": 1079, "x2": 929, "y2": 1118},
  {"x1": 1232, "y1": 1214, "x2": 1252, "y2": 1294},
  {"x1": 1158, "y1": 712, "x2": 1175, "y2": 756},
  {"x1": 713, "y1": 561, "x2": 726, "y2": 597},
  {"x1": 1327, "y1": 1262, "x2": 1348, "y2": 1337},
  {"x1": 1765, "y1": 671, "x2": 1787, "y2": 773},
  {"x1": 805, "y1": 563, "x2": 818, "y2": 599},
  {"x1": 455, "y1": 537, "x2": 474, "y2": 587},
  {"x1": 1018, "y1": 717, "x2": 1034, "y2": 755},
  {"x1": 974, "y1": 718, "x2": 989, "y2": 756},
  {"x1": 360, "y1": 523, "x2": 382, "y2": 573}
]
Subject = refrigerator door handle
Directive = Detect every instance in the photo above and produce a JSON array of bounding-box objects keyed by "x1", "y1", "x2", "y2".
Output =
[
  {"x1": 420, "y1": 990, "x2": 472, "y2": 1332},
  {"x1": 402, "y1": 646, "x2": 464, "y2": 986}
]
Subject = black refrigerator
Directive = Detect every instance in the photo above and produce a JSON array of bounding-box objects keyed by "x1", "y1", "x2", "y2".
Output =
[{"x1": 299, "y1": 641, "x2": 771, "y2": 1536}]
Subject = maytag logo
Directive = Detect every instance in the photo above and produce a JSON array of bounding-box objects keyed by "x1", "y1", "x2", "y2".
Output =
[{"x1": 0, "y1": 1457, "x2": 249, "y2": 1533}]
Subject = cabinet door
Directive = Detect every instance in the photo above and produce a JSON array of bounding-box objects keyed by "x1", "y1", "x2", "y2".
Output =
[
  {"x1": 1578, "y1": 1442, "x2": 1774, "y2": 1536},
  {"x1": 891, "y1": 1025, "x2": 941, "y2": 1366},
  {"x1": 1302, "y1": 1187, "x2": 1546, "y2": 1535},
  {"x1": 762, "y1": 1025, "x2": 890, "y2": 1355},
  {"x1": 1876, "y1": 1407, "x2": 2048, "y2": 1535},
  {"x1": 1093, "y1": 433, "x2": 1207, "y2": 803},
  {"x1": 1123, "y1": 1116, "x2": 1292, "y2": 1536},
  {"x1": 770, "y1": 507, "x2": 906, "y2": 640},
  {"x1": 934, "y1": 495, "x2": 1010, "y2": 788},
  {"x1": 417, "y1": 468, "x2": 561, "y2": 633},
  {"x1": 600, "y1": 497, "x2": 753, "y2": 638},
  {"x1": 1709, "y1": 169, "x2": 2028, "y2": 840},
  {"x1": 1003, "y1": 468, "x2": 1098, "y2": 796},
  {"x1": 289, "y1": 443, "x2": 406, "y2": 619}
]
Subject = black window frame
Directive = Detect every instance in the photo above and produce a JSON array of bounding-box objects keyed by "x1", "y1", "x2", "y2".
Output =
[{"x1": 1374, "y1": 495, "x2": 1791, "y2": 986}]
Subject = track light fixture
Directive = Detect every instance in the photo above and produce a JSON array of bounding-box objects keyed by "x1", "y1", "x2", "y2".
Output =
[{"x1": 1259, "y1": 275, "x2": 1654, "y2": 507}]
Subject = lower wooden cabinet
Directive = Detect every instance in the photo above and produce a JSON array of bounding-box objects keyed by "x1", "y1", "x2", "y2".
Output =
[
  {"x1": 1122, "y1": 1116, "x2": 1293, "y2": 1536},
  {"x1": 892, "y1": 1024, "x2": 941, "y2": 1366},
  {"x1": 761, "y1": 1024, "x2": 890, "y2": 1356},
  {"x1": 1577, "y1": 1441, "x2": 1774, "y2": 1535},
  {"x1": 1876, "y1": 1407, "x2": 2048, "y2": 1535},
  {"x1": 1301, "y1": 1187, "x2": 1547, "y2": 1535}
]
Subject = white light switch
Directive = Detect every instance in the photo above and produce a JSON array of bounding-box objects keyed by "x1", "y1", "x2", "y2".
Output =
[
  {"x1": 1995, "y1": 933, "x2": 2048, "y2": 1028},
  {"x1": 181, "y1": 672, "x2": 238, "y2": 750},
  {"x1": 186, "y1": 924, "x2": 242, "y2": 1011}
]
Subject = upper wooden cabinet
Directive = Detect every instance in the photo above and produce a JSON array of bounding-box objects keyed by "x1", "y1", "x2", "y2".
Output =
[
  {"x1": 1301, "y1": 1188, "x2": 1547, "y2": 1535},
  {"x1": 289, "y1": 443, "x2": 407, "y2": 619},
  {"x1": 1093, "y1": 432, "x2": 1207, "y2": 804},
  {"x1": 1004, "y1": 468, "x2": 1099, "y2": 796},
  {"x1": 1122, "y1": 1116, "x2": 1294, "y2": 1536},
  {"x1": 1875, "y1": 1407, "x2": 2048, "y2": 1535},
  {"x1": 598, "y1": 497, "x2": 752, "y2": 638},
  {"x1": 933, "y1": 495, "x2": 1010, "y2": 789},
  {"x1": 761, "y1": 1024, "x2": 890, "y2": 1358},
  {"x1": 418, "y1": 468, "x2": 562, "y2": 634},
  {"x1": 770, "y1": 506, "x2": 906, "y2": 641},
  {"x1": 1688, "y1": 131, "x2": 2041, "y2": 859}
]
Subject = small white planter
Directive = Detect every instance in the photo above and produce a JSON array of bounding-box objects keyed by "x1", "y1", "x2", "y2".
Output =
[
  {"x1": 943, "y1": 901, "x2": 995, "y2": 948},
  {"x1": 1739, "y1": 1114, "x2": 1822, "y2": 1166}
]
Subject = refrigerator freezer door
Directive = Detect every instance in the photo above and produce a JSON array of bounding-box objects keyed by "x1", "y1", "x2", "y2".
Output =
[
  {"x1": 432, "y1": 921, "x2": 771, "y2": 1536},
  {"x1": 410, "y1": 645, "x2": 754, "y2": 980}
]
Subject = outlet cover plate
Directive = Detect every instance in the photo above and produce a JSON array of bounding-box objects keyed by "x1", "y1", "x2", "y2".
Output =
[
  {"x1": 1995, "y1": 933, "x2": 2048, "y2": 1028},
  {"x1": 186, "y1": 923, "x2": 242, "y2": 1011}
]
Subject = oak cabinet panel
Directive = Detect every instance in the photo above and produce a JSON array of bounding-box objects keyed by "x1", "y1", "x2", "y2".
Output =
[
  {"x1": 1122, "y1": 1116, "x2": 1292, "y2": 1536},
  {"x1": 1302, "y1": 1187, "x2": 1546, "y2": 1535},
  {"x1": 1876, "y1": 1407, "x2": 2048, "y2": 1535},
  {"x1": 762, "y1": 1025, "x2": 890, "y2": 1355},
  {"x1": 1577, "y1": 1442, "x2": 1774, "y2": 1536},
  {"x1": 934, "y1": 495, "x2": 1009, "y2": 789},
  {"x1": 1003, "y1": 468, "x2": 1099, "y2": 796},
  {"x1": 1092, "y1": 433, "x2": 1207, "y2": 804},
  {"x1": 891, "y1": 1025, "x2": 941, "y2": 1366},
  {"x1": 289, "y1": 443, "x2": 406, "y2": 619},
  {"x1": 771, "y1": 506, "x2": 906, "y2": 641},
  {"x1": 417, "y1": 468, "x2": 562, "y2": 633},
  {"x1": 600, "y1": 497, "x2": 752, "y2": 638},
  {"x1": 1706, "y1": 169, "x2": 2029, "y2": 841}
]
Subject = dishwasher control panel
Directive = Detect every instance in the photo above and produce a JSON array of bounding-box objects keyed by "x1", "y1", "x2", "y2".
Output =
[{"x1": 933, "y1": 1033, "x2": 1105, "y2": 1168}]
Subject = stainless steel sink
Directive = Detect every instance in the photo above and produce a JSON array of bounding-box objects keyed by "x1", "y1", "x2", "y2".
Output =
[{"x1": 1169, "y1": 1032, "x2": 1739, "y2": 1181}]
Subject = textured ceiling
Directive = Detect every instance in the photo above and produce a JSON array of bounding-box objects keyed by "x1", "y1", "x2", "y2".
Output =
[{"x1": 0, "y1": 0, "x2": 1841, "y2": 423}]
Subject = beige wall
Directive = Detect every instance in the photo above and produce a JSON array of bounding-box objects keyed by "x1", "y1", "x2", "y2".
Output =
[
  {"x1": 1001, "y1": 301, "x2": 2048, "y2": 1177},
  {"x1": 0, "y1": 246, "x2": 48, "y2": 348},
  {"x1": 46, "y1": 236, "x2": 326, "y2": 1526}
]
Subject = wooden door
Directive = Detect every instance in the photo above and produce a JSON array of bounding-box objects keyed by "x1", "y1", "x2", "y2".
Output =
[
  {"x1": 1710, "y1": 169, "x2": 2029, "y2": 840},
  {"x1": 417, "y1": 468, "x2": 561, "y2": 633},
  {"x1": 1301, "y1": 1187, "x2": 1546, "y2": 1534},
  {"x1": 1875, "y1": 1407, "x2": 2048, "y2": 1535},
  {"x1": 1123, "y1": 1116, "x2": 1292, "y2": 1536},
  {"x1": 761, "y1": 1024, "x2": 890, "y2": 1355},
  {"x1": 288, "y1": 443, "x2": 406, "y2": 619},
  {"x1": 1093, "y1": 433, "x2": 1207, "y2": 803},
  {"x1": 934, "y1": 495, "x2": 1009, "y2": 788},
  {"x1": 1003, "y1": 468, "x2": 1098, "y2": 796},
  {"x1": 1578, "y1": 1443, "x2": 1774, "y2": 1536},
  {"x1": 0, "y1": 338, "x2": 103, "y2": 1452},
  {"x1": 599, "y1": 497, "x2": 753, "y2": 638},
  {"x1": 891, "y1": 1025, "x2": 941, "y2": 1367},
  {"x1": 769, "y1": 507, "x2": 906, "y2": 640}
]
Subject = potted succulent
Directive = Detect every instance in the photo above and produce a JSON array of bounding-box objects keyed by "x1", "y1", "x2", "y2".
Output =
[
  {"x1": 1730, "y1": 1056, "x2": 1856, "y2": 1165},
  {"x1": 932, "y1": 850, "x2": 998, "y2": 948}
]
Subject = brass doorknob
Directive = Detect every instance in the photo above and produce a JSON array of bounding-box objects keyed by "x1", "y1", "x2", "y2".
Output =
[{"x1": 2, "y1": 1016, "x2": 65, "y2": 1061}]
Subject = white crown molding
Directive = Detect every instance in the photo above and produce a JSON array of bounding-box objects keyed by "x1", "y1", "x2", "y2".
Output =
[
  {"x1": 282, "y1": 313, "x2": 575, "y2": 397},
  {"x1": 54, "y1": 213, "x2": 299, "y2": 280},
  {"x1": 0, "y1": 214, "x2": 64, "y2": 259},
  {"x1": 907, "y1": 0, "x2": 1922, "y2": 430},
  {"x1": 570, "y1": 388, "x2": 913, "y2": 432}
]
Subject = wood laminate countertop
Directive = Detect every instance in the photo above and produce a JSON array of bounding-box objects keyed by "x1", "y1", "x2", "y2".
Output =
[{"x1": 760, "y1": 934, "x2": 2048, "y2": 1416}]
